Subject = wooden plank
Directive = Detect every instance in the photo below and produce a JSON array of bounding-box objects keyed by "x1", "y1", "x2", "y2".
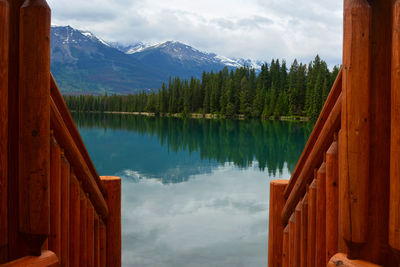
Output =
[
  {"x1": 307, "y1": 178, "x2": 317, "y2": 267},
  {"x1": 49, "y1": 136, "x2": 61, "y2": 258},
  {"x1": 0, "y1": 0, "x2": 9, "y2": 263},
  {"x1": 60, "y1": 153, "x2": 70, "y2": 267},
  {"x1": 79, "y1": 190, "x2": 87, "y2": 267},
  {"x1": 267, "y1": 179, "x2": 288, "y2": 267},
  {"x1": 340, "y1": 0, "x2": 371, "y2": 256},
  {"x1": 0, "y1": 250, "x2": 59, "y2": 267},
  {"x1": 289, "y1": 214, "x2": 295, "y2": 267},
  {"x1": 50, "y1": 99, "x2": 108, "y2": 218},
  {"x1": 18, "y1": 0, "x2": 51, "y2": 255},
  {"x1": 101, "y1": 176, "x2": 121, "y2": 267},
  {"x1": 99, "y1": 220, "x2": 106, "y2": 267},
  {"x1": 94, "y1": 213, "x2": 100, "y2": 267},
  {"x1": 282, "y1": 95, "x2": 341, "y2": 225},
  {"x1": 69, "y1": 173, "x2": 80, "y2": 267},
  {"x1": 300, "y1": 195, "x2": 308, "y2": 267},
  {"x1": 326, "y1": 139, "x2": 339, "y2": 261},
  {"x1": 294, "y1": 203, "x2": 301, "y2": 267},
  {"x1": 327, "y1": 253, "x2": 382, "y2": 267},
  {"x1": 282, "y1": 225, "x2": 289, "y2": 267},
  {"x1": 315, "y1": 162, "x2": 326, "y2": 266},
  {"x1": 87, "y1": 200, "x2": 95, "y2": 267},
  {"x1": 284, "y1": 69, "x2": 342, "y2": 199}
]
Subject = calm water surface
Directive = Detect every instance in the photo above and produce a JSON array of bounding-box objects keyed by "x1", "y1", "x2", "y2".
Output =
[{"x1": 73, "y1": 113, "x2": 311, "y2": 267}]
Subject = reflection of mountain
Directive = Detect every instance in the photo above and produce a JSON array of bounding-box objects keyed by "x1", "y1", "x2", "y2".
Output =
[{"x1": 74, "y1": 113, "x2": 312, "y2": 179}]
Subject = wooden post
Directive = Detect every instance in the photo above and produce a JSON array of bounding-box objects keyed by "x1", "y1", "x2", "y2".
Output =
[
  {"x1": 49, "y1": 136, "x2": 61, "y2": 258},
  {"x1": 300, "y1": 195, "x2": 308, "y2": 267},
  {"x1": 268, "y1": 179, "x2": 289, "y2": 267},
  {"x1": 326, "y1": 139, "x2": 339, "y2": 261},
  {"x1": 391, "y1": 0, "x2": 400, "y2": 263},
  {"x1": 87, "y1": 200, "x2": 95, "y2": 267},
  {"x1": 289, "y1": 214, "x2": 295, "y2": 267},
  {"x1": 316, "y1": 162, "x2": 327, "y2": 266},
  {"x1": 340, "y1": 0, "x2": 371, "y2": 258},
  {"x1": 79, "y1": 190, "x2": 87, "y2": 267},
  {"x1": 307, "y1": 178, "x2": 317, "y2": 267},
  {"x1": 101, "y1": 176, "x2": 121, "y2": 267},
  {"x1": 0, "y1": 0, "x2": 9, "y2": 263},
  {"x1": 327, "y1": 253, "x2": 383, "y2": 267},
  {"x1": 60, "y1": 153, "x2": 70, "y2": 267},
  {"x1": 69, "y1": 173, "x2": 80, "y2": 267},
  {"x1": 294, "y1": 203, "x2": 301, "y2": 267},
  {"x1": 18, "y1": 0, "x2": 51, "y2": 255},
  {"x1": 100, "y1": 220, "x2": 106, "y2": 267},
  {"x1": 94, "y1": 213, "x2": 100, "y2": 267},
  {"x1": 338, "y1": 130, "x2": 347, "y2": 254},
  {"x1": 282, "y1": 225, "x2": 289, "y2": 267}
]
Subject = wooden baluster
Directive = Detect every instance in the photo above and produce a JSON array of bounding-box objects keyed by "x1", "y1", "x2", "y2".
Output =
[
  {"x1": 294, "y1": 203, "x2": 301, "y2": 267},
  {"x1": 316, "y1": 161, "x2": 327, "y2": 266},
  {"x1": 268, "y1": 179, "x2": 288, "y2": 267},
  {"x1": 18, "y1": 0, "x2": 51, "y2": 255},
  {"x1": 338, "y1": 130, "x2": 347, "y2": 254},
  {"x1": 283, "y1": 225, "x2": 289, "y2": 267},
  {"x1": 49, "y1": 135, "x2": 61, "y2": 258},
  {"x1": 100, "y1": 220, "x2": 106, "y2": 267},
  {"x1": 0, "y1": 0, "x2": 9, "y2": 263},
  {"x1": 69, "y1": 172, "x2": 80, "y2": 267},
  {"x1": 341, "y1": 0, "x2": 371, "y2": 259},
  {"x1": 307, "y1": 177, "x2": 317, "y2": 267},
  {"x1": 289, "y1": 213, "x2": 295, "y2": 267},
  {"x1": 326, "y1": 138, "x2": 339, "y2": 261},
  {"x1": 87, "y1": 200, "x2": 95, "y2": 267},
  {"x1": 391, "y1": 0, "x2": 400, "y2": 264},
  {"x1": 300, "y1": 195, "x2": 308, "y2": 267},
  {"x1": 94, "y1": 213, "x2": 100, "y2": 267},
  {"x1": 101, "y1": 176, "x2": 121, "y2": 267},
  {"x1": 60, "y1": 152, "x2": 70, "y2": 267},
  {"x1": 79, "y1": 189, "x2": 87, "y2": 266}
]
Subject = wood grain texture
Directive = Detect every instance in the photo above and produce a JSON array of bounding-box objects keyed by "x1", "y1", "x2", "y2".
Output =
[
  {"x1": 79, "y1": 190, "x2": 87, "y2": 267},
  {"x1": 315, "y1": 162, "x2": 327, "y2": 266},
  {"x1": 69, "y1": 173, "x2": 80, "y2": 267},
  {"x1": 99, "y1": 220, "x2": 106, "y2": 267},
  {"x1": 307, "y1": 178, "x2": 317, "y2": 267},
  {"x1": 0, "y1": 250, "x2": 59, "y2": 267},
  {"x1": 49, "y1": 136, "x2": 61, "y2": 258},
  {"x1": 94, "y1": 213, "x2": 100, "y2": 267},
  {"x1": 87, "y1": 200, "x2": 95, "y2": 267},
  {"x1": 300, "y1": 195, "x2": 308, "y2": 267},
  {"x1": 294, "y1": 203, "x2": 301, "y2": 267},
  {"x1": 327, "y1": 253, "x2": 382, "y2": 267},
  {"x1": 289, "y1": 214, "x2": 295, "y2": 267},
  {"x1": 60, "y1": 153, "x2": 69, "y2": 267}
]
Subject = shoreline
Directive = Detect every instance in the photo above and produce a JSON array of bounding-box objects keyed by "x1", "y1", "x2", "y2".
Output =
[{"x1": 70, "y1": 110, "x2": 310, "y2": 122}]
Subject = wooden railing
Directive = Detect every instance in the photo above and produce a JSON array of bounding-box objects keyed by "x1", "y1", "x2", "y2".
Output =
[
  {"x1": 0, "y1": 0, "x2": 121, "y2": 266},
  {"x1": 268, "y1": 0, "x2": 400, "y2": 266}
]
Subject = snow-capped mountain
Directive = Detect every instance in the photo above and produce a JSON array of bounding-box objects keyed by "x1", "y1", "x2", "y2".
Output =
[{"x1": 50, "y1": 26, "x2": 265, "y2": 94}]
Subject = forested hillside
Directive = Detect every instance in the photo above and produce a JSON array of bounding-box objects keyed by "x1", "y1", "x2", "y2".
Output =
[{"x1": 64, "y1": 55, "x2": 340, "y2": 120}]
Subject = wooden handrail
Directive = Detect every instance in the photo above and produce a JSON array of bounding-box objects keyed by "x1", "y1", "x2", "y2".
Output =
[
  {"x1": 50, "y1": 98, "x2": 109, "y2": 218},
  {"x1": 283, "y1": 68, "x2": 342, "y2": 199},
  {"x1": 0, "y1": 250, "x2": 59, "y2": 266},
  {"x1": 50, "y1": 74, "x2": 106, "y2": 196},
  {"x1": 281, "y1": 93, "x2": 342, "y2": 225}
]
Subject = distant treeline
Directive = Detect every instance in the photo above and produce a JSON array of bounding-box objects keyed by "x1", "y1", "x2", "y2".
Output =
[{"x1": 64, "y1": 55, "x2": 340, "y2": 120}]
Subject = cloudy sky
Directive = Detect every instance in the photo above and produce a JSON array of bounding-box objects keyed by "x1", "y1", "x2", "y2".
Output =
[{"x1": 47, "y1": 0, "x2": 343, "y2": 65}]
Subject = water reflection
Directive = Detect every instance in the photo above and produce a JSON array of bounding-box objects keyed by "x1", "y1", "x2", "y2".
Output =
[{"x1": 74, "y1": 114, "x2": 310, "y2": 267}]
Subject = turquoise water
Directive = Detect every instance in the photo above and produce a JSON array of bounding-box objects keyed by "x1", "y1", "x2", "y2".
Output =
[{"x1": 74, "y1": 113, "x2": 311, "y2": 267}]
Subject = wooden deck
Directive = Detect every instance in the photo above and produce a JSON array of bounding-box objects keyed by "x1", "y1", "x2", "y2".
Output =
[
  {"x1": 0, "y1": 0, "x2": 121, "y2": 266},
  {"x1": 268, "y1": 0, "x2": 400, "y2": 266}
]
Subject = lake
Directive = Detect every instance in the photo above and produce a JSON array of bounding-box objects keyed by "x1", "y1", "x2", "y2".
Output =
[{"x1": 73, "y1": 113, "x2": 312, "y2": 267}]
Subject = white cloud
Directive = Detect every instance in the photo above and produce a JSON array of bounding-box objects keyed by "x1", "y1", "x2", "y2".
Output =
[{"x1": 47, "y1": 0, "x2": 342, "y2": 65}]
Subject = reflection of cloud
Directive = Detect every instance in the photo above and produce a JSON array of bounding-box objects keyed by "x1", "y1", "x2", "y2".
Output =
[{"x1": 121, "y1": 164, "x2": 290, "y2": 266}]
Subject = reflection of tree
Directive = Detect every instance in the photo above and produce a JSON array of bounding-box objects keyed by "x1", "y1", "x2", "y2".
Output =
[{"x1": 73, "y1": 113, "x2": 312, "y2": 175}]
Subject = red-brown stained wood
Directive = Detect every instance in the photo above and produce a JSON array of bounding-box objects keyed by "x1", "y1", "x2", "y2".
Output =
[
  {"x1": 69, "y1": 173, "x2": 80, "y2": 267},
  {"x1": 341, "y1": 0, "x2": 371, "y2": 257},
  {"x1": 60, "y1": 153, "x2": 70, "y2": 267},
  {"x1": 267, "y1": 179, "x2": 288, "y2": 267},
  {"x1": 326, "y1": 139, "x2": 339, "y2": 261},
  {"x1": 100, "y1": 220, "x2": 106, "y2": 267},
  {"x1": 391, "y1": 0, "x2": 400, "y2": 262},
  {"x1": 289, "y1": 214, "x2": 295, "y2": 267},
  {"x1": 0, "y1": 0, "x2": 9, "y2": 263},
  {"x1": 315, "y1": 162, "x2": 326, "y2": 266},
  {"x1": 282, "y1": 95, "x2": 341, "y2": 225},
  {"x1": 282, "y1": 225, "x2": 289, "y2": 267},
  {"x1": 294, "y1": 203, "x2": 301, "y2": 267},
  {"x1": 87, "y1": 200, "x2": 95, "y2": 267},
  {"x1": 49, "y1": 136, "x2": 61, "y2": 258},
  {"x1": 300, "y1": 195, "x2": 308, "y2": 267},
  {"x1": 327, "y1": 253, "x2": 383, "y2": 267},
  {"x1": 79, "y1": 190, "x2": 87, "y2": 267},
  {"x1": 94, "y1": 213, "x2": 100, "y2": 267},
  {"x1": 101, "y1": 176, "x2": 121, "y2": 267},
  {"x1": 338, "y1": 130, "x2": 347, "y2": 255},
  {"x1": 307, "y1": 178, "x2": 317, "y2": 267},
  {"x1": 0, "y1": 250, "x2": 59, "y2": 267}
]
